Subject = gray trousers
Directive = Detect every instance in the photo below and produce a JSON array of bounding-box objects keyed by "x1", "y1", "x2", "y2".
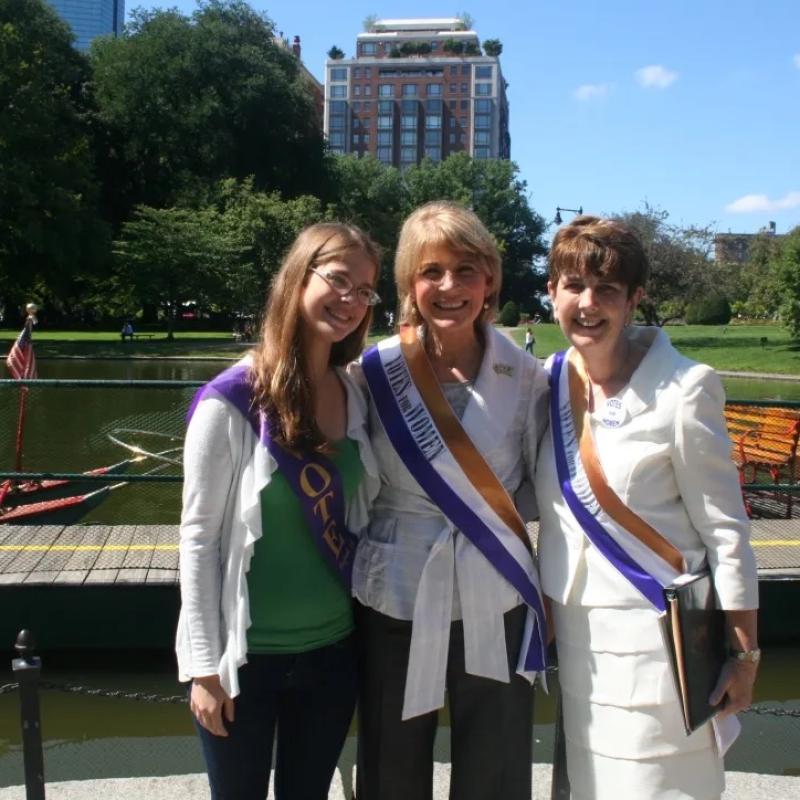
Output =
[{"x1": 355, "y1": 603, "x2": 534, "y2": 800}]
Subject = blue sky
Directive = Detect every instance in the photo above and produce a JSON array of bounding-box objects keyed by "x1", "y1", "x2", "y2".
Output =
[{"x1": 129, "y1": 0, "x2": 800, "y2": 237}]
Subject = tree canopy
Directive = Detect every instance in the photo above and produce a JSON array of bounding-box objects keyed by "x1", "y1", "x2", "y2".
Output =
[{"x1": 0, "y1": 0, "x2": 109, "y2": 321}]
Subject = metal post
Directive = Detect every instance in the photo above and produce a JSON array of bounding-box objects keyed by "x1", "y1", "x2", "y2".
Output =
[{"x1": 11, "y1": 630, "x2": 46, "y2": 800}]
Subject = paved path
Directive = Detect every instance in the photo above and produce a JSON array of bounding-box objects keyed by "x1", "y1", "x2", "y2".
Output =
[{"x1": 1, "y1": 767, "x2": 798, "y2": 799}]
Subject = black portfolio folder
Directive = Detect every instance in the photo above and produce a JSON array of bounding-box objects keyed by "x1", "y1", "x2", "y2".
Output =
[{"x1": 662, "y1": 571, "x2": 727, "y2": 735}]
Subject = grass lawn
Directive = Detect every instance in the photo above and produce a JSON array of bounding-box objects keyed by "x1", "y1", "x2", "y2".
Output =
[
  {"x1": 3, "y1": 324, "x2": 799, "y2": 375},
  {"x1": 505, "y1": 323, "x2": 800, "y2": 375}
]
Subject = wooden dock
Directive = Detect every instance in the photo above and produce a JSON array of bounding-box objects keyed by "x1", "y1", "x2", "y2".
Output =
[
  {"x1": 0, "y1": 520, "x2": 798, "y2": 649},
  {"x1": 0, "y1": 519, "x2": 798, "y2": 585}
]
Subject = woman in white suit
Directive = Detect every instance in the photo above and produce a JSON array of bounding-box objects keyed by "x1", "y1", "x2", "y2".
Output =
[{"x1": 535, "y1": 216, "x2": 759, "y2": 799}]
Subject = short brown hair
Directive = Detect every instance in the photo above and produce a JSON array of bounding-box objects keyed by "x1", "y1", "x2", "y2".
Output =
[
  {"x1": 549, "y1": 216, "x2": 649, "y2": 296},
  {"x1": 395, "y1": 201, "x2": 501, "y2": 328}
]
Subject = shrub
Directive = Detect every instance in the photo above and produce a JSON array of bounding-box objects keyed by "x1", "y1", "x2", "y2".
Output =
[
  {"x1": 498, "y1": 300, "x2": 521, "y2": 326},
  {"x1": 685, "y1": 294, "x2": 731, "y2": 325}
]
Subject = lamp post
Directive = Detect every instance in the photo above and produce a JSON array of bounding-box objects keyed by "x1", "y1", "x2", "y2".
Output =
[{"x1": 554, "y1": 206, "x2": 583, "y2": 225}]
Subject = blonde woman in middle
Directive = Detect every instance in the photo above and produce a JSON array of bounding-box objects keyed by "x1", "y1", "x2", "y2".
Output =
[{"x1": 352, "y1": 201, "x2": 550, "y2": 800}]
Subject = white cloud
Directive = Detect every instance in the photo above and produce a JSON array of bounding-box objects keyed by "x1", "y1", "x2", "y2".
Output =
[
  {"x1": 635, "y1": 65, "x2": 678, "y2": 89},
  {"x1": 794, "y1": 53, "x2": 800, "y2": 69},
  {"x1": 725, "y1": 191, "x2": 800, "y2": 213},
  {"x1": 574, "y1": 83, "x2": 609, "y2": 100}
]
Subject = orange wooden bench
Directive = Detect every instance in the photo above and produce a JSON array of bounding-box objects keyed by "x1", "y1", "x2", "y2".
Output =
[{"x1": 724, "y1": 404, "x2": 800, "y2": 517}]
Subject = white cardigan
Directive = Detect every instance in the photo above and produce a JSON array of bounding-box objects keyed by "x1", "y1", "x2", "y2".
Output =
[
  {"x1": 175, "y1": 360, "x2": 380, "y2": 698},
  {"x1": 536, "y1": 326, "x2": 758, "y2": 610}
]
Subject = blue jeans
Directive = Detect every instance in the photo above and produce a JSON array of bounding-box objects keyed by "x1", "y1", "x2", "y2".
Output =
[{"x1": 194, "y1": 635, "x2": 357, "y2": 800}]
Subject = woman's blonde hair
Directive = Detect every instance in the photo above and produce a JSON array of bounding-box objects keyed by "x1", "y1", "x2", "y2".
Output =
[
  {"x1": 250, "y1": 222, "x2": 381, "y2": 450},
  {"x1": 394, "y1": 201, "x2": 501, "y2": 329}
]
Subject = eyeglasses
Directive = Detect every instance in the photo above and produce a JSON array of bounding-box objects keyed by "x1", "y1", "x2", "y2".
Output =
[{"x1": 309, "y1": 267, "x2": 381, "y2": 307}]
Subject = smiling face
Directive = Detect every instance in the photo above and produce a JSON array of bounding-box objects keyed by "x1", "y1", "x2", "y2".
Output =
[
  {"x1": 412, "y1": 244, "x2": 492, "y2": 340},
  {"x1": 299, "y1": 251, "x2": 377, "y2": 345},
  {"x1": 548, "y1": 271, "x2": 643, "y2": 353}
]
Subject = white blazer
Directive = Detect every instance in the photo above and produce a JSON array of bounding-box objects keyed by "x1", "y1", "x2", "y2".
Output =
[{"x1": 535, "y1": 326, "x2": 758, "y2": 611}]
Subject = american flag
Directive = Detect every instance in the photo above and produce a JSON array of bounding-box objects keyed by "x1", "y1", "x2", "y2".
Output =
[{"x1": 5, "y1": 320, "x2": 37, "y2": 380}]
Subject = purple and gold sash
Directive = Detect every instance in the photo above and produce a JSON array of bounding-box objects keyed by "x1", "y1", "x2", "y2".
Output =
[
  {"x1": 362, "y1": 327, "x2": 547, "y2": 674},
  {"x1": 549, "y1": 350, "x2": 685, "y2": 610},
  {"x1": 187, "y1": 365, "x2": 357, "y2": 588}
]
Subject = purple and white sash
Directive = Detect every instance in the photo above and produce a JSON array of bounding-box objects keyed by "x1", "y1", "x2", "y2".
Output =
[
  {"x1": 362, "y1": 336, "x2": 547, "y2": 675},
  {"x1": 187, "y1": 364, "x2": 358, "y2": 588},
  {"x1": 548, "y1": 350, "x2": 681, "y2": 610}
]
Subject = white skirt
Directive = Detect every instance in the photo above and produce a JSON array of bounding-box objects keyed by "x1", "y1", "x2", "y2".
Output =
[{"x1": 553, "y1": 600, "x2": 725, "y2": 800}]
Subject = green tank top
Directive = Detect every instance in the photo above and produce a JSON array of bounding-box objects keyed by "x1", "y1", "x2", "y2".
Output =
[{"x1": 246, "y1": 437, "x2": 362, "y2": 653}]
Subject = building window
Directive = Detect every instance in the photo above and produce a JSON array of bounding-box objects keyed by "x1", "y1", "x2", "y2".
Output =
[
  {"x1": 425, "y1": 114, "x2": 442, "y2": 130},
  {"x1": 364, "y1": 85, "x2": 372, "y2": 96},
  {"x1": 402, "y1": 84, "x2": 418, "y2": 97},
  {"x1": 362, "y1": 42, "x2": 377, "y2": 55},
  {"x1": 331, "y1": 85, "x2": 347, "y2": 98},
  {"x1": 378, "y1": 100, "x2": 394, "y2": 114},
  {"x1": 461, "y1": 83, "x2": 468, "y2": 93},
  {"x1": 450, "y1": 65, "x2": 458, "y2": 75},
  {"x1": 460, "y1": 133, "x2": 466, "y2": 144},
  {"x1": 460, "y1": 99, "x2": 469, "y2": 110},
  {"x1": 401, "y1": 146, "x2": 417, "y2": 162},
  {"x1": 330, "y1": 67, "x2": 347, "y2": 81},
  {"x1": 379, "y1": 84, "x2": 394, "y2": 97},
  {"x1": 474, "y1": 114, "x2": 491, "y2": 129},
  {"x1": 401, "y1": 114, "x2": 418, "y2": 129},
  {"x1": 474, "y1": 146, "x2": 490, "y2": 159},
  {"x1": 475, "y1": 66, "x2": 492, "y2": 79},
  {"x1": 425, "y1": 129, "x2": 440, "y2": 145},
  {"x1": 365, "y1": 67, "x2": 372, "y2": 78},
  {"x1": 329, "y1": 131, "x2": 345, "y2": 146},
  {"x1": 363, "y1": 133, "x2": 370, "y2": 145},
  {"x1": 400, "y1": 131, "x2": 417, "y2": 145},
  {"x1": 425, "y1": 146, "x2": 441, "y2": 161},
  {"x1": 426, "y1": 99, "x2": 442, "y2": 113},
  {"x1": 377, "y1": 130, "x2": 392, "y2": 145},
  {"x1": 475, "y1": 83, "x2": 492, "y2": 96},
  {"x1": 461, "y1": 64, "x2": 470, "y2": 75},
  {"x1": 401, "y1": 99, "x2": 418, "y2": 113},
  {"x1": 377, "y1": 146, "x2": 392, "y2": 163},
  {"x1": 353, "y1": 67, "x2": 361, "y2": 79},
  {"x1": 353, "y1": 85, "x2": 361, "y2": 96},
  {"x1": 474, "y1": 130, "x2": 490, "y2": 145},
  {"x1": 426, "y1": 83, "x2": 442, "y2": 97},
  {"x1": 362, "y1": 101, "x2": 372, "y2": 112},
  {"x1": 352, "y1": 133, "x2": 360, "y2": 143},
  {"x1": 449, "y1": 133, "x2": 456, "y2": 144},
  {"x1": 377, "y1": 115, "x2": 393, "y2": 129},
  {"x1": 329, "y1": 115, "x2": 345, "y2": 129},
  {"x1": 449, "y1": 83, "x2": 457, "y2": 93},
  {"x1": 352, "y1": 117, "x2": 361, "y2": 129},
  {"x1": 430, "y1": 41, "x2": 438, "y2": 50},
  {"x1": 351, "y1": 101, "x2": 361, "y2": 112},
  {"x1": 475, "y1": 99, "x2": 492, "y2": 113},
  {"x1": 329, "y1": 100, "x2": 347, "y2": 113}
]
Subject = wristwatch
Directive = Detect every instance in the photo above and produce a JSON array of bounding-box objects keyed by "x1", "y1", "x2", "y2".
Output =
[{"x1": 729, "y1": 647, "x2": 761, "y2": 664}]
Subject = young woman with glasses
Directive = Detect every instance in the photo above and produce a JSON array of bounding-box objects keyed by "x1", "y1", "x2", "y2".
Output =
[{"x1": 177, "y1": 223, "x2": 382, "y2": 800}]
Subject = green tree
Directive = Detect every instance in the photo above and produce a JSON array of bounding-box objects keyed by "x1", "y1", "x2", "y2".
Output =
[
  {"x1": 734, "y1": 232, "x2": 783, "y2": 319},
  {"x1": 612, "y1": 205, "x2": 718, "y2": 326},
  {"x1": 113, "y1": 205, "x2": 247, "y2": 337},
  {"x1": 774, "y1": 227, "x2": 800, "y2": 338},
  {"x1": 483, "y1": 39, "x2": 502, "y2": 57},
  {"x1": 91, "y1": 0, "x2": 329, "y2": 222},
  {"x1": 327, "y1": 44, "x2": 344, "y2": 59},
  {"x1": 0, "y1": 0, "x2": 109, "y2": 318}
]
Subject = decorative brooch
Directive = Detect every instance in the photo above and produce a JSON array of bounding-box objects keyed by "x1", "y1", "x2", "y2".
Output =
[{"x1": 493, "y1": 363, "x2": 514, "y2": 377}]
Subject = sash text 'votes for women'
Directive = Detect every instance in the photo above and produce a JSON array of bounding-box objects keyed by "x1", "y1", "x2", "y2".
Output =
[{"x1": 385, "y1": 353, "x2": 444, "y2": 463}]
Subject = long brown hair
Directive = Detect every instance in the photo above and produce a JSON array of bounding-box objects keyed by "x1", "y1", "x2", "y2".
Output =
[{"x1": 250, "y1": 223, "x2": 381, "y2": 450}]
